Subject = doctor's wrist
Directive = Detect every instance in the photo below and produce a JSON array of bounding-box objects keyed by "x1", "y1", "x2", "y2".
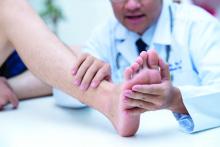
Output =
[{"x1": 169, "y1": 87, "x2": 189, "y2": 114}]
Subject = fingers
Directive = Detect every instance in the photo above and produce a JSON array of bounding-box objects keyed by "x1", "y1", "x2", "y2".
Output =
[
  {"x1": 78, "y1": 61, "x2": 100, "y2": 90},
  {"x1": 124, "y1": 97, "x2": 156, "y2": 111},
  {"x1": 72, "y1": 53, "x2": 111, "y2": 90},
  {"x1": 8, "y1": 92, "x2": 19, "y2": 109},
  {"x1": 72, "y1": 53, "x2": 88, "y2": 75},
  {"x1": 0, "y1": 98, "x2": 8, "y2": 110},
  {"x1": 0, "y1": 92, "x2": 19, "y2": 110},
  {"x1": 73, "y1": 54, "x2": 93, "y2": 86},
  {"x1": 123, "y1": 89, "x2": 161, "y2": 104},
  {"x1": 132, "y1": 84, "x2": 163, "y2": 95},
  {"x1": 125, "y1": 107, "x2": 147, "y2": 115},
  {"x1": 0, "y1": 77, "x2": 19, "y2": 110},
  {"x1": 90, "y1": 64, "x2": 111, "y2": 88}
]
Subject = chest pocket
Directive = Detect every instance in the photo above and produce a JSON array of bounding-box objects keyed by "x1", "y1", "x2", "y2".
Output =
[{"x1": 168, "y1": 44, "x2": 199, "y2": 86}]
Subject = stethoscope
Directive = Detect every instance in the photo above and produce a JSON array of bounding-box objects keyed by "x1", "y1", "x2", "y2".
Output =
[
  {"x1": 116, "y1": 5, "x2": 176, "y2": 71},
  {"x1": 165, "y1": 5, "x2": 173, "y2": 63}
]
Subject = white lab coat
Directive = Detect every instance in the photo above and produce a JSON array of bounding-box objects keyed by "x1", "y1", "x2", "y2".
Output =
[{"x1": 83, "y1": 0, "x2": 220, "y2": 133}]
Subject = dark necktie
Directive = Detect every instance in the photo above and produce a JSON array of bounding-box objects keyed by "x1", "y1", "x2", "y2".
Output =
[{"x1": 135, "y1": 38, "x2": 148, "y2": 54}]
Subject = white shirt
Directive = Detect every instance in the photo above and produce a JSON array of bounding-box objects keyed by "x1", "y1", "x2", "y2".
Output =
[{"x1": 83, "y1": 0, "x2": 220, "y2": 133}]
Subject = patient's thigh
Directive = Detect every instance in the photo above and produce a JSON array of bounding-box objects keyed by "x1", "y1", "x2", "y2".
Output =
[
  {"x1": 0, "y1": 47, "x2": 14, "y2": 66},
  {"x1": 0, "y1": 33, "x2": 14, "y2": 66}
]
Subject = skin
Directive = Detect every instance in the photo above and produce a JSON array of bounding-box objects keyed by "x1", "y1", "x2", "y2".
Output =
[
  {"x1": 110, "y1": 0, "x2": 188, "y2": 114},
  {"x1": 0, "y1": 77, "x2": 18, "y2": 109},
  {"x1": 0, "y1": 0, "x2": 141, "y2": 136},
  {"x1": 0, "y1": 45, "x2": 109, "y2": 110},
  {"x1": 124, "y1": 51, "x2": 188, "y2": 114},
  {"x1": 0, "y1": 72, "x2": 52, "y2": 109},
  {"x1": 72, "y1": 53, "x2": 111, "y2": 90},
  {"x1": 0, "y1": 0, "x2": 186, "y2": 136},
  {"x1": 8, "y1": 71, "x2": 52, "y2": 100},
  {"x1": 111, "y1": 0, "x2": 162, "y2": 35},
  {"x1": 0, "y1": 47, "x2": 13, "y2": 66}
]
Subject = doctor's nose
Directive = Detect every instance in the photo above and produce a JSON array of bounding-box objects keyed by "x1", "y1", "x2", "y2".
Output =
[{"x1": 124, "y1": 0, "x2": 141, "y2": 11}]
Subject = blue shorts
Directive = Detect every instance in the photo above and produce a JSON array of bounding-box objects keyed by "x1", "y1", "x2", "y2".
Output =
[{"x1": 0, "y1": 50, "x2": 27, "y2": 78}]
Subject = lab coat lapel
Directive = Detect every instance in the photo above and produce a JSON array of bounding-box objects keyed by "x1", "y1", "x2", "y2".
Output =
[{"x1": 117, "y1": 34, "x2": 138, "y2": 65}]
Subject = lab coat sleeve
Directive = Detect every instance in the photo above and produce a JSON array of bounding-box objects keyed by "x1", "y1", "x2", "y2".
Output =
[
  {"x1": 178, "y1": 19, "x2": 220, "y2": 133},
  {"x1": 173, "y1": 112, "x2": 194, "y2": 133},
  {"x1": 179, "y1": 86, "x2": 220, "y2": 133},
  {"x1": 81, "y1": 21, "x2": 113, "y2": 63}
]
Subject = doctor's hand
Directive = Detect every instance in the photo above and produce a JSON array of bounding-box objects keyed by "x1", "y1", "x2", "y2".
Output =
[
  {"x1": 0, "y1": 77, "x2": 19, "y2": 110},
  {"x1": 72, "y1": 53, "x2": 111, "y2": 90},
  {"x1": 125, "y1": 80, "x2": 188, "y2": 114},
  {"x1": 123, "y1": 51, "x2": 188, "y2": 114}
]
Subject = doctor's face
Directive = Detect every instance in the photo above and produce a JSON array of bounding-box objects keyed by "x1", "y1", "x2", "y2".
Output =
[{"x1": 111, "y1": 0, "x2": 162, "y2": 35}]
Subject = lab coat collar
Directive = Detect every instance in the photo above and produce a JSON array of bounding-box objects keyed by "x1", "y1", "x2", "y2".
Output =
[
  {"x1": 114, "y1": 23, "x2": 156, "y2": 65},
  {"x1": 152, "y1": 0, "x2": 172, "y2": 46},
  {"x1": 116, "y1": 31, "x2": 139, "y2": 65},
  {"x1": 114, "y1": 22, "x2": 128, "y2": 41},
  {"x1": 114, "y1": 16, "x2": 140, "y2": 65}
]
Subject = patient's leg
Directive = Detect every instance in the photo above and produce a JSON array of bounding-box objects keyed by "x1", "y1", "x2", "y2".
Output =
[
  {"x1": 114, "y1": 69, "x2": 160, "y2": 135},
  {"x1": 107, "y1": 51, "x2": 161, "y2": 136},
  {"x1": 0, "y1": 47, "x2": 14, "y2": 66},
  {"x1": 0, "y1": 0, "x2": 140, "y2": 137}
]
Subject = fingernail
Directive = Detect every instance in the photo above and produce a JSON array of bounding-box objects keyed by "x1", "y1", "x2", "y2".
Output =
[
  {"x1": 132, "y1": 86, "x2": 140, "y2": 91},
  {"x1": 123, "y1": 90, "x2": 133, "y2": 97},
  {"x1": 91, "y1": 82, "x2": 97, "y2": 88},
  {"x1": 132, "y1": 86, "x2": 137, "y2": 91},
  {"x1": 74, "y1": 80, "x2": 80, "y2": 86},
  {"x1": 80, "y1": 84, "x2": 88, "y2": 90},
  {"x1": 72, "y1": 68, "x2": 76, "y2": 75}
]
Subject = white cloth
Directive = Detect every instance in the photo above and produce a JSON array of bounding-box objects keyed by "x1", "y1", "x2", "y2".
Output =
[
  {"x1": 82, "y1": 0, "x2": 220, "y2": 133},
  {"x1": 53, "y1": 89, "x2": 86, "y2": 108}
]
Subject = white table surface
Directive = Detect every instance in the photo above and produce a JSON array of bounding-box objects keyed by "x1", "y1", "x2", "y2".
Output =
[{"x1": 0, "y1": 96, "x2": 219, "y2": 147}]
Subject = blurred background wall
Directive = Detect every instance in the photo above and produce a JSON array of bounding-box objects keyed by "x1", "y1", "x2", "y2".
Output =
[
  {"x1": 28, "y1": 0, "x2": 112, "y2": 45},
  {"x1": 28, "y1": 0, "x2": 220, "y2": 46}
]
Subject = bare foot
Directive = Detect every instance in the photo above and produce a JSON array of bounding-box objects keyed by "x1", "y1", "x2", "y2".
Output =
[
  {"x1": 121, "y1": 50, "x2": 162, "y2": 113},
  {"x1": 97, "y1": 69, "x2": 158, "y2": 137},
  {"x1": 88, "y1": 50, "x2": 162, "y2": 137},
  {"x1": 99, "y1": 82, "x2": 140, "y2": 137},
  {"x1": 114, "y1": 68, "x2": 161, "y2": 136},
  {"x1": 106, "y1": 50, "x2": 162, "y2": 136}
]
